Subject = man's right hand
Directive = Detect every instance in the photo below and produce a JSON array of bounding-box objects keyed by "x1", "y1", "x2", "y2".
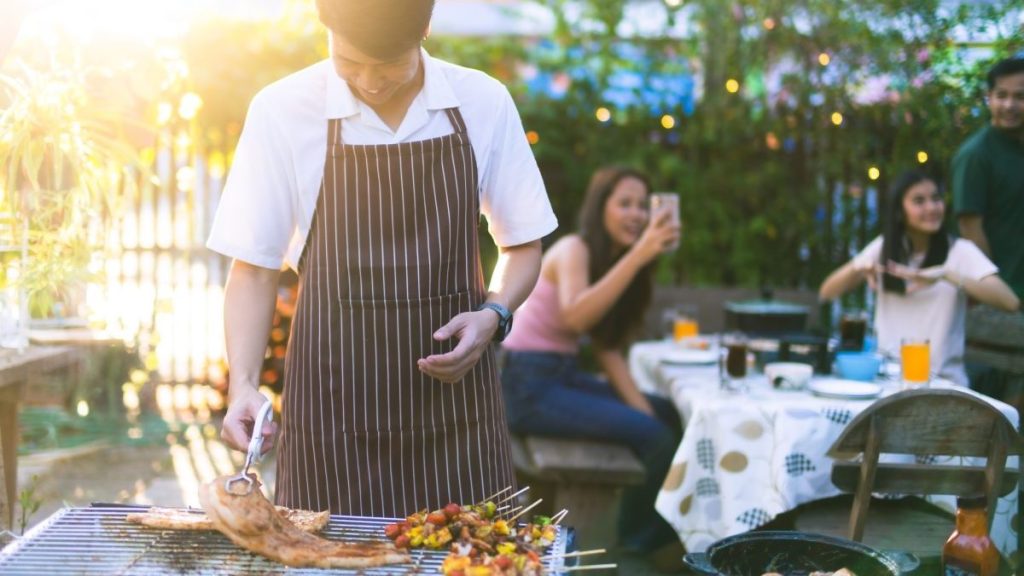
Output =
[{"x1": 221, "y1": 386, "x2": 277, "y2": 454}]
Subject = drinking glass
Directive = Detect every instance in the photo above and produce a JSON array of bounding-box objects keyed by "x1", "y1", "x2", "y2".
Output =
[
  {"x1": 672, "y1": 304, "x2": 699, "y2": 342},
  {"x1": 649, "y1": 192, "x2": 680, "y2": 251},
  {"x1": 900, "y1": 338, "x2": 930, "y2": 387},
  {"x1": 720, "y1": 333, "x2": 749, "y2": 392},
  {"x1": 838, "y1": 310, "x2": 868, "y2": 351}
]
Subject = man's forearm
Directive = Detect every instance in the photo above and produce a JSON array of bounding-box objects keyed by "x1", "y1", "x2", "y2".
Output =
[
  {"x1": 224, "y1": 260, "x2": 281, "y2": 399},
  {"x1": 486, "y1": 240, "x2": 542, "y2": 312}
]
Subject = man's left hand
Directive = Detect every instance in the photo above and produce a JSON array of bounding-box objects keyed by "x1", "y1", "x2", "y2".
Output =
[{"x1": 417, "y1": 310, "x2": 498, "y2": 383}]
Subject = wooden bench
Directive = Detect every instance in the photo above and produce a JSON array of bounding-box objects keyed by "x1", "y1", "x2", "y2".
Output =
[{"x1": 509, "y1": 435, "x2": 645, "y2": 550}]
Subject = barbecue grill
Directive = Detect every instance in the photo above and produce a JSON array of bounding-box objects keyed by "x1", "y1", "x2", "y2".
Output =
[{"x1": 0, "y1": 505, "x2": 572, "y2": 575}]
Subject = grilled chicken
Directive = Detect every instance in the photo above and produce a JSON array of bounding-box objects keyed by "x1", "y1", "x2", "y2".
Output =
[
  {"x1": 198, "y1": 474, "x2": 409, "y2": 568},
  {"x1": 126, "y1": 505, "x2": 330, "y2": 533}
]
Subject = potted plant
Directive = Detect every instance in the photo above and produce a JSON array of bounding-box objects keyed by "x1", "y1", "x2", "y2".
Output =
[{"x1": 0, "y1": 58, "x2": 143, "y2": 339}]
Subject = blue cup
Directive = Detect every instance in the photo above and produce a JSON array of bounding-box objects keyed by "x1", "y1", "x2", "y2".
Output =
[{"x1": 834, "y1": 351, "x2": 883, "y2": 382}]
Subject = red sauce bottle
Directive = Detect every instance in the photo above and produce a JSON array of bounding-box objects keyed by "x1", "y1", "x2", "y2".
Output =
[{"x1": 941, "y1": 497, "x2": 1000, "y2": 576}]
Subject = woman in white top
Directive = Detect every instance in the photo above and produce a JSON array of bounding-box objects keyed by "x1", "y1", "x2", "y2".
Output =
[{"x1": 820, "y1": 170, "x2": 1019, "y2": 386}]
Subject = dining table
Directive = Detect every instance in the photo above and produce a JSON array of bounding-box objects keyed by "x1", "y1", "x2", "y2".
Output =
[{"x1": 628, "y1": 338, "x2": 1020, "y2": 558}]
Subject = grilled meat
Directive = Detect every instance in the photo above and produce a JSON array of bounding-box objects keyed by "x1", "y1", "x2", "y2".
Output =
[
  {"x1": 198, "y1": 474, "x2": 409, "y2": 569},
  {"x1": 126, "y1": 505, "x2": 330, "y2": 533}
]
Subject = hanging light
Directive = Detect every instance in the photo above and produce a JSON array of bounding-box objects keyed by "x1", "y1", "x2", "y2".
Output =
[
  {"x1": 661, "y1": 115, "x2": 676, "y2": 129},
  {"x1": 831, "y1": 112, "x2": 843, "y2": 126},
  {"x1": 818, "y1": 53, "x2": 831, "y2": 66},
  {"x1": 595, "y1": 107, "x2": 611, "y2": 122},
  {"x1": 917, "y1": 151, "x2": 928, "y2": 164},
  {"x1": 725, "y1": 79, "x2": 740, "y2": 93},
  {"x1": 868, "y1": 166, "x2": 880, "y2": 180}
]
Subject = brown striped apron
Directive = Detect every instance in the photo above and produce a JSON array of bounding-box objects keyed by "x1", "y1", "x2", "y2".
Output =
[{"x1": 276, "y1": 107, "x2": 516, "y2": 518}]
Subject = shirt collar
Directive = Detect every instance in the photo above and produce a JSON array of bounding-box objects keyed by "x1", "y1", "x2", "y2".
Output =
[{"x1": 324, "y1": 47, "x2": 459, "y2": 119}]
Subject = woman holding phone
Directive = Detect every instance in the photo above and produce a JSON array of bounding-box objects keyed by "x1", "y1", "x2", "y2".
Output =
[{"x1": 500, "y1": 165, "x2": 683, "y2": 553}]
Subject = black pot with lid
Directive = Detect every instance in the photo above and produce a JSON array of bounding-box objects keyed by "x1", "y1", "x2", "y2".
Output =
[{"x1": 724, "y1": 288, "x2": 810, "y2": 337}]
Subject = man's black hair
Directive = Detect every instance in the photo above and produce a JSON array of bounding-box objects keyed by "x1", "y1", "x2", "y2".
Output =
[
  {"x1": 316, "y1": 0, "x2": 435, "y2": 60},
  {"x1": 986, "y1": 57, "x2": 1024, "y2": 91}
]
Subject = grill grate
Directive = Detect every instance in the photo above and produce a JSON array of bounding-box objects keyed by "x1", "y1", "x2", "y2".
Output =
[{"x1": 0, "y1": 506, "x2": 571, "y2": 575}]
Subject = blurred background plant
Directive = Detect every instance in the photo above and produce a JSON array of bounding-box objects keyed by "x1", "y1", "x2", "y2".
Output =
[
  {"x1": 0, "y1": 53, "x2": 143, "y2": 319},
  {"x1": 0, "y1": 0, "x2": 1020, "y2": 381}
]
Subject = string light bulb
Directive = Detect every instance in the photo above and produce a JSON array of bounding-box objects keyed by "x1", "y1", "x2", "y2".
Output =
[
  {"x1": 595, "y1": 107, "x2": 611, "y2": 122},
  {"x1": 725, "y1": 79, "x2": 740, "y2": 93},
  {"x1": 917, "y1": 151, "x2": 928, "y2": 164},
  {"x1": 661, "y1": 115, "x2": 676, "y2": 129},
  {"x1": 868, "y1": 166, "x2": 880, "y2": 181}
]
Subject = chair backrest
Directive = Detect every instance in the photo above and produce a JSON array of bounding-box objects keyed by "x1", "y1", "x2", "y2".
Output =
[
  {"x1": 829, "y1": 388, "x2": 1020, "y2": 460},
  {"x1": 827, "y1": 388, "x2": 1022, "y2": 542}
]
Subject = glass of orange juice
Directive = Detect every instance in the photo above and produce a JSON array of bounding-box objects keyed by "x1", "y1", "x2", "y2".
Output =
[
  {"x1": 900, "y1": 338, "x2": 930, "y2": 387},
  {"x1": 672, "y1": 305, "x2": 699, "y2": 342}
]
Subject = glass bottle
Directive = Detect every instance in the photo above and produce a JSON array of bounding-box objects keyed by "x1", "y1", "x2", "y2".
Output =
[{"x1": 941, "y1": 497, "x2": 999, "y2": 576}]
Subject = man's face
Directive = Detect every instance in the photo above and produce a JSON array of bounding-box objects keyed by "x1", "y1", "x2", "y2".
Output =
[
  {"x1": 329, "y1": 32, "x2": 422, "y2": 108},
  {"x1": 988, "y1": 72, "x2": 1024, "y2": 132}
]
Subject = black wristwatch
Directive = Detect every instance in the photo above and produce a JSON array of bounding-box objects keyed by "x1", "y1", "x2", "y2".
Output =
[{"x1": 477, "y1": 302, "x2": 513, "y2": 342}]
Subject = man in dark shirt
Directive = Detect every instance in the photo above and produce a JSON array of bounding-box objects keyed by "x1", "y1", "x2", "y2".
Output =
[
  {"x1": 953, "y1": 56, "x2": 1024, "y2": 300},
  {"x1": 952, "y1": 56, "x2": 1024, "y2": 404}
]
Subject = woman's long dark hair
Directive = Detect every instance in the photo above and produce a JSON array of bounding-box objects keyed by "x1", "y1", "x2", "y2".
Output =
[
  {"x1": 577, "y1": 166, "x2": 655, "y2": 349},
  {"x1": 880, "y1": 170, "x2": 951, "y2": 293}
]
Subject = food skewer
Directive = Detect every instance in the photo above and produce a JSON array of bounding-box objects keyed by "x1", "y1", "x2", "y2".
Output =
[
  {"x1": 561, "y1": 563, "x2": 618, "y2": 573},
  {"x1": 481, "y1": 485, "x2": 512, "y2": 503},
  {"x1": 507, "y1": 498, "x2": 544, "y2": 523},
  {"x1": 496, "y1": 485, "x2": 531, "y2": 506},
  {"x1": 551, "y1": 508, "x2": 569, "y2": 525},
  {"x1": 540, "y1": 548, "x2": 605, "y2": 561},
  {"x1": 503, "y1": 505, "x2": 523, "y2": 518}
]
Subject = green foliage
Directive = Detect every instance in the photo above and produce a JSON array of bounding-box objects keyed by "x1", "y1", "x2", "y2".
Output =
[
  {"x1": 5, "y1": 0, "x2": 1020, "y2": 295},
  {"x1": 431, "y1": 0, "x2": 1021, "y2": 288},
  {"x1": 0, "y1": 57, "x2": 144, "y2": 316},
  {"x1": 17, "y1": 475, "x2": 42, "y2": 535}
]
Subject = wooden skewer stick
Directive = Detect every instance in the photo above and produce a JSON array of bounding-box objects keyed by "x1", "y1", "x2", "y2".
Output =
[
  {"x1": 560, "y1": 563, "x2": 618, "y2": 573},
  {"x1": 508, "y1": 498, "x2": 543, "y2": 523},
  {"x1": 495, "y1": 504, "x2": 512, "y2": 513},
  {"x1": 503, "y1": 505, "x2": 523, "y2": 518},
  {"x1": 540, "y1": 548, "x2": 605, "y2": 561},
  {"x1": 496, "y1": 485, "x2": 530, "y2": 506},
  {"x1": 481, "y1": 486, "x2": 512, "y2": 503},
  {"x1": 551, "y1": 508, "x2": 569, "y2": 525}
]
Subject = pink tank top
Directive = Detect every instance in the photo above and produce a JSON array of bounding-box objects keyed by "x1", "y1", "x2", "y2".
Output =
[{"x1": 503, "y1": 275, "x2": 579, "y2": 354}]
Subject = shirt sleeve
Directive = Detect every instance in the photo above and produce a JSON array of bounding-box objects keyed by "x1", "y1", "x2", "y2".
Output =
[
  {"x1": 852, "y1": 236, "x2": 883, "y2": 269},
  {"x1": 478, "y1": 88, "x2": 558, "y2": 248},
  {"x1": 951, "y1": 144, "x2": 990, "y2": 217},
  {"x1": 952, "y1": 239, "x2": 999, "y2": 281},
  {"x1": 206, "y1": 92, "x2": 298, "y2": 269}
]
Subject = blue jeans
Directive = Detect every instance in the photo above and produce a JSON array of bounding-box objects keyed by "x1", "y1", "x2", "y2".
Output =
[{"x1": 501, "y1": 350, "x2": 682, "y2": 550}]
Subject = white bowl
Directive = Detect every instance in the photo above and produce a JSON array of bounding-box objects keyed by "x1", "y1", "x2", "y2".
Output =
[{"x1": 764, "y1": 362, "x2": 814, "y2": 391}]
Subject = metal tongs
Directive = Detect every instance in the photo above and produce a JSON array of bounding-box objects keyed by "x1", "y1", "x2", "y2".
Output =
[{"x1": 224, "y1": 399, "x2": 273, "y2": 495}]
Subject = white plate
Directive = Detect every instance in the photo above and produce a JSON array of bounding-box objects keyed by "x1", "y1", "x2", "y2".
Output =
[
  {"x1": 660, "y1": 349, "x2": 719, "y2": 365},
  {"x1": 808, "y1": 378, "x2": 882, "y2": 400}
]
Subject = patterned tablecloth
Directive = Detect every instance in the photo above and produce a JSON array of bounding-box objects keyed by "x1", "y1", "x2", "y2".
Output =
[{"x1": 628, "y1": 340, "x2": 1020, "y2": 557}]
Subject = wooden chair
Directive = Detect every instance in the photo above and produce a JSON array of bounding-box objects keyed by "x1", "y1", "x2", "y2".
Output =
[{"x1": 826, "y1": 388, "x2": 1022, "y2": 543}]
